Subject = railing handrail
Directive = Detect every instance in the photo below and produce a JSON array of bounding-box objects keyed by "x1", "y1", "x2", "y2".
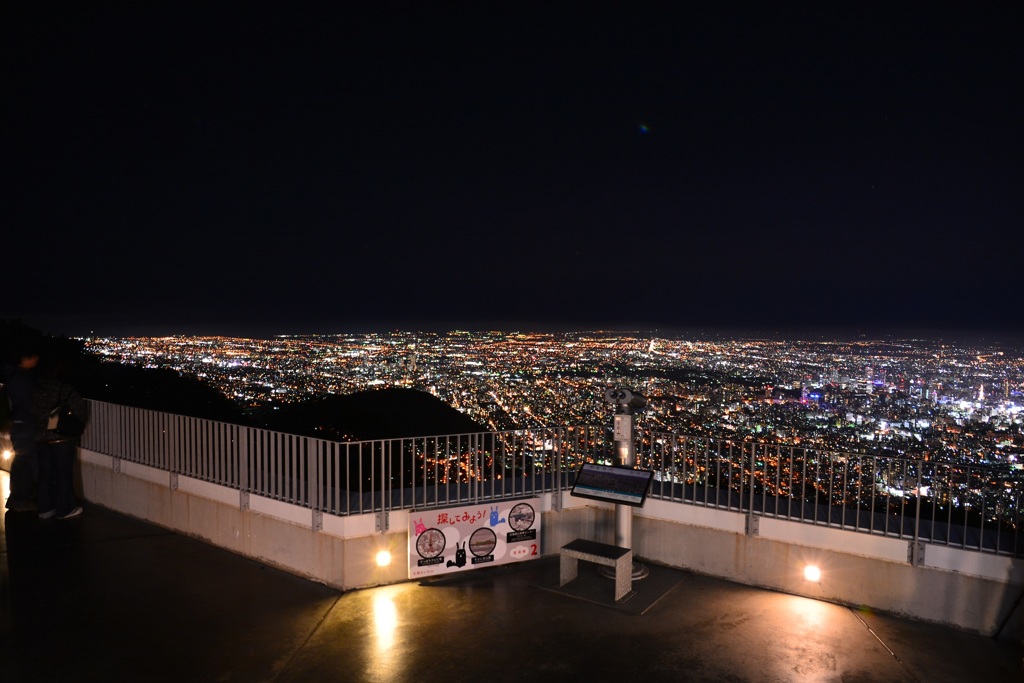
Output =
[{"x1": 78, "y1": 398, "x2": 1023, "y2": 558}]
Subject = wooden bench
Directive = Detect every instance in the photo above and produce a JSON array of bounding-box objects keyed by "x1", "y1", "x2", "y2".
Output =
[{"x1": 559, "y1": 538, "x2": 632, "y2": 602}]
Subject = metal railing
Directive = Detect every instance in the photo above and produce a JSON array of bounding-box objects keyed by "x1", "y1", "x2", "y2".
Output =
[
  {"x1": 80, "y1": 400, "x2": 1023, "y2": 557},
  {"x1": 637, "y1": 431, "x2": 1024, "y2": 557},
  {"x1": 82, "y1": 399, "x2": 612, "y2": 515}
]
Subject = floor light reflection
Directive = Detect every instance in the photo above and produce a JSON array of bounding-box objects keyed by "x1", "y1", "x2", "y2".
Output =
[{"x1": 373, "y1": 593, "x2": 397, "y2": 652}]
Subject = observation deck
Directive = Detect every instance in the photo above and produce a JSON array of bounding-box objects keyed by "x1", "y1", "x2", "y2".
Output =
[
  {"x1": 3, "y1": 398, "x2": 1024, "y2": 681},
  {"x1": 2, "y1": 487, "x2": 1021, "y2": 682}
]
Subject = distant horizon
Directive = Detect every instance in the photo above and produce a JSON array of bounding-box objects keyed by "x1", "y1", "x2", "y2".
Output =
[
  {"x1": 41, "y1": 321, "x2": 1024, "y2": 347},
  {"x1": 8, "y1": 311, "x2": 1024, "y2": 347}
]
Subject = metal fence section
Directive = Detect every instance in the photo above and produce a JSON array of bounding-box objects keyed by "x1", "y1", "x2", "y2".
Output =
[
  {"x1": 636, "y1": 429, "x2": 1023, "y2": 557},
  {"x1": 79, "y1": 400, "x2": 1022, "y2": 557},
  {"x1": 80, "y1": 400, "x2": 611, "y2": 516}
]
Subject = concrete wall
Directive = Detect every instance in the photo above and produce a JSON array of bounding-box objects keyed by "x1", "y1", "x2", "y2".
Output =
[
  {"x1": 79, "y1": 448, "x2": 1024, "y2": 639},
  {"x1": 80, "y1": 450, "x2": 412, "y2": 590},
  {"x1": 633, "y1": 499, "x2": 1024, "y2": 638}
]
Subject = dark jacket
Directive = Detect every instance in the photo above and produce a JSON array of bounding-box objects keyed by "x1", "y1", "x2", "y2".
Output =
[
  {"x1": 32, "y1": 377, "x2": 90, "y2": 442},
  {"x1": 4, "y1": 363, "x2": 36, "y2": 425}
]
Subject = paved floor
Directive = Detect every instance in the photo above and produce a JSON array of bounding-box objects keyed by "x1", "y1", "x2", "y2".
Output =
[{"x1": 2, "y1": 469, "x2": 1023, "y2": 683}]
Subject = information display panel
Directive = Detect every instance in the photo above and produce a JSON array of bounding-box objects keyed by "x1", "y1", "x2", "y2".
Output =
[
  {"x1": 570, "y1": 463, "x2": 654, "y2": 507},
  {"x1": 409, "y1": 497, "x2": 542, "y2": 579}
]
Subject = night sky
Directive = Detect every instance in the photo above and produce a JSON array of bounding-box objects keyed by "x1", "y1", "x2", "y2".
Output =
[{"x1": 3, "y1": 2, "x2": 1021, "y2": 339}]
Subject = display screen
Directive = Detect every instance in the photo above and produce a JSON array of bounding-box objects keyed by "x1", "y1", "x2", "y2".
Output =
[{"x1": 570, "y1": 463, "x2": 654, "y2": 507}]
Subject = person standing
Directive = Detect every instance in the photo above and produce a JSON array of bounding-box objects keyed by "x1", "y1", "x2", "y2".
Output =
[
  {"x1": 33, "y1": 359, "x2": 88, "y2": 520},
  {"x1": 4, "y1": 344, "x2": 40, "y2": 512}
]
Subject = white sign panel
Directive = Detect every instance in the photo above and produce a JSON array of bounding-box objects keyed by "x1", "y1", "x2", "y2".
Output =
[
  {"x1": 613, "y1": 413, "x2": 632, "y2": 441},
  {"x1": 409, "y1": 498, "x2": 542, "y2": 579}
]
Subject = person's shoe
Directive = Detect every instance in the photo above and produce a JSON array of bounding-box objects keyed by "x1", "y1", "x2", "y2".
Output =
[
  {"x1": 38, "y1": 509, "x2": 57, "y2": 520},
  {"x1": 57, "y1": 506, "x2": 83, "y2": 520}
]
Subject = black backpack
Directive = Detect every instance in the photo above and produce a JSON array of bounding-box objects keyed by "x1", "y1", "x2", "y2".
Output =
[{"x1": 47, "y1": 384, "x2": 86, "y2": 437}]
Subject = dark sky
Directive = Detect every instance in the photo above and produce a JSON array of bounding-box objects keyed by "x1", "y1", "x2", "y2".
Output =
[{"x1": 3, "y1": 2, "x2": 1021, "y2": 339}]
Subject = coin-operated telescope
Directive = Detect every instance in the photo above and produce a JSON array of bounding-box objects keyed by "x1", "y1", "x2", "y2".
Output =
[
  {"x1": 603, "y1": 388, "x2": 647, "y2": 465},
  {"x1": 603, "y1": 388, "x2": 648, "y2": 415},
  {"x1": 602, "y1": 388, "x2": 648, "y2": 578}
]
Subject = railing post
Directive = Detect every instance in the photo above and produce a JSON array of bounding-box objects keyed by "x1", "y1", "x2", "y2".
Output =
[
  {"x1": 170, "y1": 412, "x2": 180, "y2": 479},
  {"x1": 472, "y1": 432, "x2": 479, "y2": 503},
  {"x1": 307, "y1": 437, "x2": 319, "y2": 513},
  {"x1": 911, "y1": 457, "x2": 923, "y2": 565},
  {"x1": 747, "y1": 442, "x2": 756, "y2": 514},
  {"x1": 239, "y1": 425, "x2": 250, "y2": 498},
  {"x1": 376, "y1": 439, "x2": 389, "y2": 533},
  {"x1": 908, "y1": 540, "x2": 925, "y2": 566},
  {"x1": 552, "y1": 428, "x2": 563, "y2": 512}
]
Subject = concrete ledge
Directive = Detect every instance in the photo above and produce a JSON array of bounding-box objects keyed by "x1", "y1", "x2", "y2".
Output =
[
  {"x1": 178, "y1": 476, "x2": 240, "y2": 508},
  {"x1": 75, "y1": 450, "x2": 1024, "y2": 637},
  {"x1": 251, "y1": 494, "x2": 314, "y2": 527},
  {"x1": 926, "y1": 544, "x2": 1024, "y2": 583},
  {"x1": 633, "y1": 513, "x2": 1024, "y2": 637},
  {"x1": 78, "y1": 456, "x2": 409, "y2": 591},
  {"x1": 639, "y1": 500, "x2": 1022, "y2": 584},
  {"x1": 640, "y1": 498, "x2": 747, "y2": 534},
  {"x1": 759, "y1": 516, "x2": 910, "y2": 564},
  {"x1": 80, "y1": 449, "x2": 113, "y2": 469},
  {"x1": 322, "y1": 512, "x2": 377, "y2": 538},
  {"x1": 121, "y1": 460, "x2": 171, "y2": 488}
]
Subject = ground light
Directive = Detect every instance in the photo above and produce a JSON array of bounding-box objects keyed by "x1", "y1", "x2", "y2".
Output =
[
  {"x1": 376, "y1": 550, "x2": 392, "y2": 567},
  {"x1": 804, "y1": 564, "x2": 822, "y2": 582}
]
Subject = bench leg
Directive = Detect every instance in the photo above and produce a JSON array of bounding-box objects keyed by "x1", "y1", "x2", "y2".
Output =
[
  {"x1": 614, "y1": 552, "x2": 632, "y2": 601},
  {"x1": 560, "y1": 554, "x2": 579, "y2": 587}
]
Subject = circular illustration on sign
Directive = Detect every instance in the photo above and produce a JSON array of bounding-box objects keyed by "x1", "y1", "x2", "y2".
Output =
[
  {"x1": 508, "y1": 502, "x2": 535, "y2": 531},
  {"x1": 415, "y1": 528, "x2": 446, "y2": 559},
  {"x1": 469, "y1": 527, "x2": 497, "y2": 557}
]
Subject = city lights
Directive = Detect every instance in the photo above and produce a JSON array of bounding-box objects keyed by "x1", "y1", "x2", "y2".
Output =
[{"x1": 80, "y1": 331, "x2": 1024, "y2": 522}]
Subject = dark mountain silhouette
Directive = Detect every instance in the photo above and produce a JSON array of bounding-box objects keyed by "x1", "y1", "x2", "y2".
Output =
[
  {"x1": 1, "y1": 319, "x2": 243, "y2": 423},
  {"x1": 3, "y1": 321, "x2": 484, "y2": 441},
  {"x1": 75, "y1": 362, "x2": 244, "y2": 423},
  {"x1": 253, "y1": 387, "x2": 487, "y2": 441}
]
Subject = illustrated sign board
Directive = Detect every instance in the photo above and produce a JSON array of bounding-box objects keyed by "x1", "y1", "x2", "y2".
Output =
[
  {"x1": 570, "y1": 463, "x2": 654, "y2": 507},
  {"x1": 409, "y1": 498, "x2": 542, "y2": 579}
]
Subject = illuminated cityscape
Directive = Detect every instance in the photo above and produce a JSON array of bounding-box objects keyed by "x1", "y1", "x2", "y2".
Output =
[
  {"x1": 83, "y1": 332, "x2": 1024, "y2": 464},
  {"x1": 80, "y1": 331, "x2": 1024, "y2": 537}
]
